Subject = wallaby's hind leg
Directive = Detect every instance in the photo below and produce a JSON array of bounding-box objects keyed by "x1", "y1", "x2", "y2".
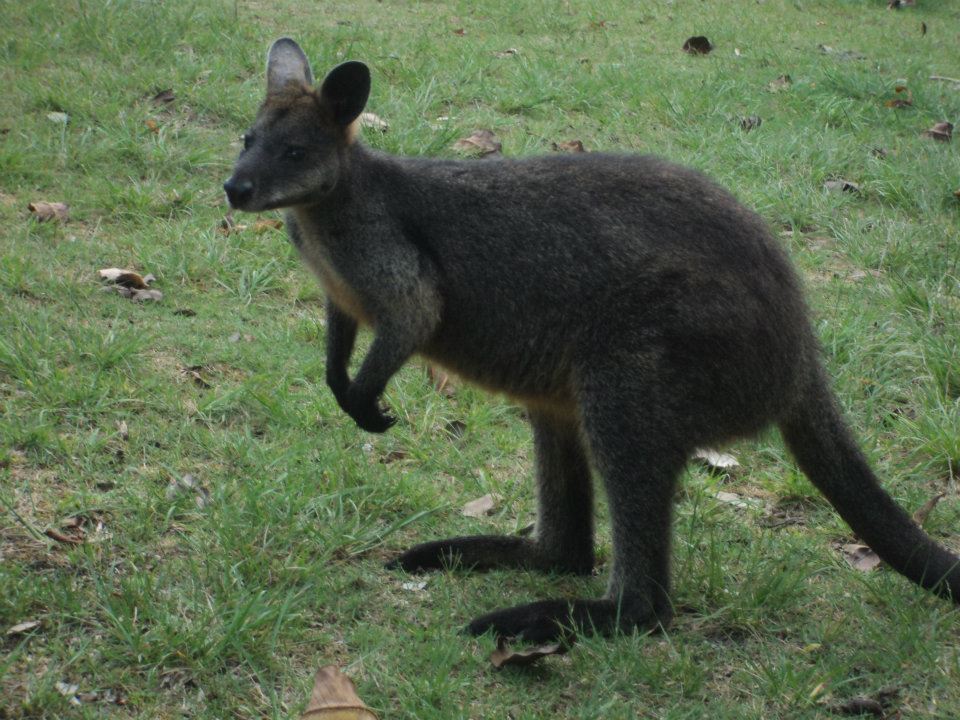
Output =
[
  {"x1": 387, "y1": 409, "x2": 594, "y2": 574},
  {"x1": 467, "y1": 367, "x2": 685, "y2": 642}
]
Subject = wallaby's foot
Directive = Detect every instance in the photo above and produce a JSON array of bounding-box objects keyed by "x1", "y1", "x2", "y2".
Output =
[
  {"x1": 466, "y1": 597, "x2": 671, "y2": 644},
  {"x1": 386, "y1": 535, "x2": 593, "y2": 575},
  {"x1": 344, "y1": 386, "x2": 395, "y2": 433}
]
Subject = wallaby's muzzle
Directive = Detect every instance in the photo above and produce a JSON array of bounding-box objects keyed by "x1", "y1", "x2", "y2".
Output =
[{"x1": 223, "y1": 177, "x2": 254, "y2": 209}]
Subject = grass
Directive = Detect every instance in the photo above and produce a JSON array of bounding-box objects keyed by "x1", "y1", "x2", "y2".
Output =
[{"x1": 1, "y1": 0, "x2": 959, "y2": 717}]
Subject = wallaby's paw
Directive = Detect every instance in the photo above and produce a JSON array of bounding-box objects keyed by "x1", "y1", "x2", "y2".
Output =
[
  {"x1": 386, "y1": 536, "x2": 535, "y2": 573},
  {"x1": 344, "y1": 389, "x2": 395, "y2": 433},
  {"x1": 467, "y1": 598, "x2": 668, "y2": 643}
]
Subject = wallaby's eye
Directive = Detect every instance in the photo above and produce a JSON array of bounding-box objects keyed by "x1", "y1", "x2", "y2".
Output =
[
  {"x1": 285, "y1": 146, "x2": 306, "y2": 161},
  {"x1": 242, "y1": 133, "x2": 254, "y2": 151}
]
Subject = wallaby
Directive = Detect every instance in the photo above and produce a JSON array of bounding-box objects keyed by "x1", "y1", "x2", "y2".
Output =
[{"x1": 224, "y1": 38, "x2": 960, "y2": 643}]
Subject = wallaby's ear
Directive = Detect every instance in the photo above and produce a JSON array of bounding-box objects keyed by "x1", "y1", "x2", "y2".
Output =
[
  {"x1": 319, "y1": 61, "x2": 371, "y2": 126},
  {"x1": 266, "y1": 38, "x2": 313, "y2": 94}
]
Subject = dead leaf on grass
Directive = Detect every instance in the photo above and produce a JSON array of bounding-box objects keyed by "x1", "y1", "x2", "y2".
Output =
[
  {"x1": 912, "y1": 492, "x2": 946, "y2": 526},
  {"x1": 360, "y1": 112, "x2": 389, "y2": 132},
  {"x1": 45, "y1": 527, "x2": 83, "y2": 545},
  {"x1": 884, "y1": 85, "x2": 913, "y2": 108},
  {"x1": 28, "y1": 201, "x2": 69, "y2": 223},
  {"x1": 145, "y1": 119, "x2": 160, "y2": 133},
  {"x1": 494, "y1": 48, "x2": 519, "y2": 58},
  {"x1": 682, "y1": 36, "x2": 712, "y2": 55},
  {"x1": 551, "y1": 139, "x2": 586, "y2": 153},
  {"x1": 6, "y1": 620, "x2": 41, "y2": 636},
  {"x1": 823, "y1": 179, "x2": 861, "y2": 194},
  {"x1": 99, "y1": 268, "x2": 153, "y2": 289},
  {"x1": 818, "y1": 45, "x2": 865, "y2": 61},
  {"x1": 252, "y1": 218, "x2": 284, "y2": 233},
  {"x1": 739, "y1": 115, "x2": 762, "y2": 132},
  {"x1": 693, "y1": 448, "x2": 740, "y2": 472},
  {"x1": 462, "y1": 494, "x2": 497, "y2": 518},
  {"x1": 452, "y1": 129, "x2": 502, "y2": 157},
  {"x1": 426, "y1": 365, "x2": 456, "y2": 397},
  {"x1": 920, "y1": 21, "x2": 927, "y2": 36},
  {"x1": 182, "y1": 366, "x2": 211, "y2": 389},
  {"x1": 839, "y1": 543, "x2": 881, "y2": 572},
  {"x1": 921, "y1": 121, "x2": 953, "y2": 142},
  {"x1": 490, "y1": 636, "x2": 570, "y2": 668},
  {"x1": 166, "y1": 473, "x2": 211, "y2": 509},
  {"x1": 768, "y1": 74, "x2": 792, "y2": 92},
  {"x1": 301, "y1": 665, "x2": 378, "y2": 720},
  {"x1": 380, "y1": 449, "x2": 408, "y2": 464},
  {"x1": 452, "y1": 28, "x2": 465, "y2": 36}
]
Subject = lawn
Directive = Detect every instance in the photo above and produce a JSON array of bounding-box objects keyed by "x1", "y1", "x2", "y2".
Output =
[{"x1": 1, "y1": 0, "x2": 959, "y2": 718}]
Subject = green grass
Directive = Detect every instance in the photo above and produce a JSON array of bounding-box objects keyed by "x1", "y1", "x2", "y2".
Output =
[{"x1": 2, "y1": 0, "x2": 959, "y2": 717}]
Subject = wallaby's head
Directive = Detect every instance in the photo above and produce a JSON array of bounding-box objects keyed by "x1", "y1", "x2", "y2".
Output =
[{"x1": 224, "y1": 38, "x2": 370, "y2": 211}]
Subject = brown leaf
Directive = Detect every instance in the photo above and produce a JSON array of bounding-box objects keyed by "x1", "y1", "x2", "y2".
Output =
[
  {"x1": 921, "y1": 121, "x2": 953, "y2": 142},
  {"x1": 301, "y1": 666, "x2": 378, "y2": 720},
  {"x1": 768, "y1": 74, "x2": 792, "y2": 92},
  {"x1": 452, "y1": 129, "x2": 502, "y2": 157},
  {"x1": 954, "y1": 188, "x2": 960, "y2": 200},
  {"x1": 912, "y1": 492, "x2": 946, "y2": 526},
  {"x1": 739, "y1": 115, "x2": 762, "y2": 132},
  {"x1": 824, "y1": 179, "x2": 861, "y2": 194},
  {"x1": 45, "y1": 528, "x2": 83, "y2": 545},
  {"x1": 682, "y1": 36, "x2": 713, "y2": 55},
  {"x1": 839, "y1": 543, "x2": 881, "y2": 572},
  {"x1": 252, "y1": 218, "x2": 284, "y2": 233},
  {"x1": 493, "y1": 48, "x2": 518, "y2": 58},
  {"x1": 462, "y1": 493, "x2": 497, "y2": 518},
  {"x1": 6, "y1": 620, "x2": 41, "y2": 636},
  {"x1": 117, "y1": 420, "x2": 129, "y2": 441},
  {"x1": 98, "y1": 268, "x2": 151, "y2": 289},
  {"x1": 27, "y1": 201, "x2": 69, "y2": 223},
  {"x1": 145, "y1": 119, "x2": 160, "y2": 133},
  {"x1": 452, "y1": 28, "x2": 465, "y2": 36},
  {"x1": 426, "y1": 365, "x2": 456, "y2": 397},
  {"x1": 151, "y1": 88, "x2": 175, "y2": 105},
  {"x1": 551, "y1": 140, "x2": 586, "y2": 153},
  {"x1": 920, "y1": 21, "x2": 927, "y2": 35},
  {"x1": 884, "y1": 85, "x2": 913, "y2": 108},
  {"x1": 173, "y1": 308, "x2": 197, "y2": 316},
  {"x1": 182, "y1": 366, "x2": 211, "y2": 389},
  {"x1": 380, "y1": 449, "x2": 408, "y2": 464},
  {"x1": 490, "y1": 636, "x2": 570, "y2": 668}
]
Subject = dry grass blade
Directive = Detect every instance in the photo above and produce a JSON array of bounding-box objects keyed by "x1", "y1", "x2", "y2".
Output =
[{"x1": 912, "y1": 492, "x2": 946, "y2": 526}]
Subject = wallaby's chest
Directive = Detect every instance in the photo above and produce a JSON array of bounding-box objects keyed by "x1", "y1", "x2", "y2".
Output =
[{"x1": 288, "y1": 213, "x2": 373, "y2": 326}]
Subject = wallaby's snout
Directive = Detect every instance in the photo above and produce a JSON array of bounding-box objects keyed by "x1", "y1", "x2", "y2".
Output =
[{"x1": 223, "y1": 176, "x2": 254, "y2": 209}]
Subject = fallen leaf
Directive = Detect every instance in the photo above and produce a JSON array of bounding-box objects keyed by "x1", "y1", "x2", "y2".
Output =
[
  {"x1": 45, "y1": 528, "x2": 83, "y2": 545},
  {"x1": 920, "y1": 21, "x2": 927, "y2": 35},
  {"x1": 182, "y1": 366, "x2": 211, "y2": 389},
  {"x1": 252, "y1": 218, "x2": 284, "y2": 233},
  {"x1": 426, "y1": 365, "x2": 456, "y2": 397},
  {"x1": 98, "y1": 268, "x2": 151, "y2": 289},
  {"x1": 954, "y1": 188, "x2": 960, "y2": 200},
  {"x1": 818, "y1": 45, "x2": 865, "y2": 61},
  {"x1": 173, "y1": 308, "x2": 197, "y2": 316},
  {"x1": 551, "y1": 140, "x2": 586, "y2": 153},
  {"x1": 462, "y1": 493, "x2": 497, "y2": 518},
  {"x1": 6, "y1": 620, "x2": 41, "y2": 636},
  {"x1": 734, "y1": 47, "x2": 741, "y2": 57},
  {"x1": 490, "y1": 637, "x2": 569, "y2": 668},
  {"x1": 452, "y1": 28, "x2": 465, "y2": 36},
  {"x1": 145, "y1": 119, "x2": 160, "y2": 133},
  {"x1": 452, "y1": 129, "x2": 502, "y2": 157},
  {"x1": 46, "y1": 111, "x2": 69, "y2": 124},
  {"x1": 823, "y1": 179, "x2": 861, "y2": 194},
  {"x1": 921, "y1": 121, "x2": 953, "y2": 142},
  {"x1": 768, "y1": 74, "x2": 792, "y2": 92},
  {"x1": 693, "y1": 448, "x2": 740, "y2": 472},
  {"x1": 887, "y1": 0, "x2": 915, "y2": 8},
  {"x1": 117, "y1": 420, "x2": 129, "y2": 441},
  {"x1": 28, "y1": 201, "x2": 69, "y2": 223},
  {"x1": 380, "y1": 449, "x2": 408, "y2": 464},
  {"x1": 682, "y1": 36, "x2": 713, "y2": 55},
  {"x1": 839, "y1": 543, "x2": 881, "y2": 572},
  {"x1": 301, "y1": 666, "x2": 378, "y2": 720},
  {"x1": 739, "y1": 115, "x2": 762, "y2": 132},
  {"x1": 884, "y1": 85, "x2": 913, "y2": 108},
  {"x1": 151, "y1": 88, "x2": 175, "y2": 105},
  {"x1": 359, "y1": 112, "x2": 389, "y2": 132},
  {"x1": 494, "y1": 48, "x2": 518, "y2": 58},
  {"x1": 912, "y1": 492, "x2": 946, "y2": 526}
]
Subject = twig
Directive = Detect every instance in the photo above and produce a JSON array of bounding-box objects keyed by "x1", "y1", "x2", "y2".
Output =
[
  {"x1": 929, "y1": 75, "x2": 960, "y2": 84},
  {"x1": 44, "y1": 528, "x2": 83, "y2": 545}
]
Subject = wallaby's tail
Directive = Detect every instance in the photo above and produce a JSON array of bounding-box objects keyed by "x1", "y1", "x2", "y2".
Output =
[{"x1": 779, "y1": 368, "x2": 960, "y2": 602}]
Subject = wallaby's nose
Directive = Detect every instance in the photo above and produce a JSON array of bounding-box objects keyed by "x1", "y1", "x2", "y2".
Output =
[{"x1": 223, "y1": 177, "x2": 254, "y2": 208}]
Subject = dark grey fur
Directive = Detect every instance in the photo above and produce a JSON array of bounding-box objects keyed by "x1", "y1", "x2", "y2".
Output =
[{"x1": 224, "y1": 38, "x2": 960, "y2": 643}]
